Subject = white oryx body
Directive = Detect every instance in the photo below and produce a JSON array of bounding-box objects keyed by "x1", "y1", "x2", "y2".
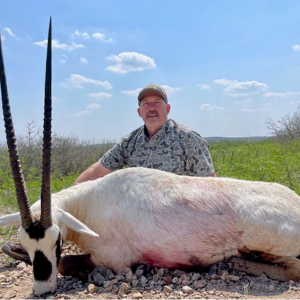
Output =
[
  {"x1": 2, "y1": 167, "x2": 300, "y2": 288},
  {"x1": 54, "y1": 167, "x2": 300, "y2": 271}
]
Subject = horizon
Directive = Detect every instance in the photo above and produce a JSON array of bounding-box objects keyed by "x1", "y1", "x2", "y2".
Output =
[{"x1": 0, "y1": 1, "x2": 300, "y2": 142}]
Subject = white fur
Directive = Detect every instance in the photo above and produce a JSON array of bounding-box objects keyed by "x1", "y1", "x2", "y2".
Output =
[{"x1": 2, "y1": 167, "x2": 300, "y2": 294}]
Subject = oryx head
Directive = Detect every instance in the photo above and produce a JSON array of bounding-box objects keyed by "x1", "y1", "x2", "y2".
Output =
[
  {"x1": 0, "y1": 19, "x2": 99, "y2": 296},
  {"x1": 0, "y1": 18, "x2": 61, "y2": 296}
]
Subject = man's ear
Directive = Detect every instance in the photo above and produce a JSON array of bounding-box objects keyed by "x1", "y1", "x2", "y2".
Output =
[
  {"x1": 137, "y1": 107, "x2": 141, "y2": 117},
  {"x1": 167, "y1": 103, "x2": 171, "y2": 114}
]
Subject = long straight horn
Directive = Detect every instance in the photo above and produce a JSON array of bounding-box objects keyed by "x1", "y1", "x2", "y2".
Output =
[
  {"x1": 40, "y1": 18, "x2": 52, "y2": 229},
  {"x1": 0, "y1": 30, "x2": 33, "y2": 229}
]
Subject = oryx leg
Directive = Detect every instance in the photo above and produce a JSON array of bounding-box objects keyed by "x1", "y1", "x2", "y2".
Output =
[
  {"x1": 1, "y1": 242, "x2": 31, "y2": 264},
  {"x1": 58, "y1": 254, "x2": 96, "y2": 281},
  {"x1": 260, "y1": 253, "x2": 300, "y2": 282},
  {"x1": 231, "y1": 252, "x2": 300, "y2": 282}
]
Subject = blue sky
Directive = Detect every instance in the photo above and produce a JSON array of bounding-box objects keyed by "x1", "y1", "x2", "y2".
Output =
[{"x1": 0, "y1": 1, "x2": 300, "y2": 142}]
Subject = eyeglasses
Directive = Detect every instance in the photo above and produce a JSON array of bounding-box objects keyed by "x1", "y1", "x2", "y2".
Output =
[{"x1": 141, "y1": 101, "x2": 164, "y2": 109}]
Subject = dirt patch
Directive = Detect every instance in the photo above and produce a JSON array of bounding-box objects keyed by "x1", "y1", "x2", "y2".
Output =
[{"x1": 1, "y1": 239, "x2": 300, "y2": 299}]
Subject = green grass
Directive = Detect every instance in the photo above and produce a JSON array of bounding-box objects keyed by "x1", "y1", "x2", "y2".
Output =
[
  {"x1": 1, "y1": 138, "x2": 300, "y2": 238},
  {"x1": 210, "y1": 138, "x2": 300, "y2": 195},
  {"x1": 0, "y1": 174, "x2": 78, "y2": 212}
]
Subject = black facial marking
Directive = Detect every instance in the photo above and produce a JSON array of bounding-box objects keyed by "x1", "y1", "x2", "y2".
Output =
[
  {"x1": 33, "y1": 250, "x2": 52, "y2": 281},
  {"x1": 26, "y1": 221, "x2": 46, "y2": 240},
  {"x1": 56, "y1": 232, "x2": 61, "y2": 266}
]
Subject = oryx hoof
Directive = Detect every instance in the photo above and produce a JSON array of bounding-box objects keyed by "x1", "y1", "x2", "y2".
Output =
[{"x1": 1, "y1": 242, "x2": 31, "y2": 264}]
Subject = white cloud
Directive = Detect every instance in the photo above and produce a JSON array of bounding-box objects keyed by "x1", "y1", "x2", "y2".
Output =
[
  {"x1": 161, "y1": 85, "x2": 181, "y2": 95},
  {"x1": 4, "y1": 27, "x2": 15, "y2": 37},
  {"x1": 200, "y1": 103, "x2": 224, "y2": 110},
  {"x1": 121, "y1": 88, "x2": 141, "y2": 96},
  {"x1": 197, "y1": 83, "x2": 212, "y2": 90},
  {"x1": 87, "y1": 92, "x2": 113, "y2": 99},
  {"x1": 106, "y1": 52, "x2": 156, "y2": 74},
  {"x1": 292, "y1": 45, "x2": 300, "y2": 52},
  {"x1": 214, "y1": 78, "x2": 268, "y2": 97},
  {"x1": 60, "y1": 54, "x2": 68, "y2": 64},
  {"x1": 80, "y1": 57, "x2": 88, "y2": 64},
  {"x1": 73, "y1": 30, "x2": 90, "y2": 39},
  {"x1": 62, "y1": 74, "x2": 112, "y2": 89},
  {"x1": 86, "y1": 103, "x2": 101, "y2": 110},
  {"x1": 93, "y1": 32, "x2": 113, "y2": 43},
  {"x1": 69, "y1": 110, "x2": 91, "y2": 117},
  {"x1": 34, "y1": 39, "x2": 84, "y2": 51},
  {"x1": 1, "y1": 35, "x2": 5, "y2": 41},
  {"x1": 239, "y1": 107, "x2": 273, "y2": 113},
  {"x1": 264, "y1": 91, "x2": 300, "y2": 98}
]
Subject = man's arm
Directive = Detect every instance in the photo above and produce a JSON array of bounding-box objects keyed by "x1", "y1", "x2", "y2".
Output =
[{"x1": 74, "y1": 162, "x2": 112, "y2": 184}]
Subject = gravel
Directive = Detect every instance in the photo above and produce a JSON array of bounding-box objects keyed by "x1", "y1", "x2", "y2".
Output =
[{"x1": 1, "y1": 241, "x2": 300, "y2": 299}]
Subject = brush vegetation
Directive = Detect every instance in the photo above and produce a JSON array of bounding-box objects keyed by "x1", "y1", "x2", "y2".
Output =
[
  {"x1": 1, "y1": 125, "x2": 300, "y2": 241},
  {"x1": 0, "y1": 133, "x2": 300, "y2": 213}
]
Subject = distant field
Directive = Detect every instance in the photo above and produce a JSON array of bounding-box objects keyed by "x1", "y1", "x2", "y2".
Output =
[
  {"x1": 210, "y1": 138, "x2": 300, "y2": 195},
  {"x1": 1, "y1": 138, "x2": 300, "y2": 213}
]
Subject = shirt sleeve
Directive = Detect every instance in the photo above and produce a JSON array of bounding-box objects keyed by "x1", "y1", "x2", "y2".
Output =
[
  {"x1": 184, "y1": 132, "x2": 215, "y2": 177},
  {"x1": 99, "y1": 139, "x2": 126, "y2": 171}
]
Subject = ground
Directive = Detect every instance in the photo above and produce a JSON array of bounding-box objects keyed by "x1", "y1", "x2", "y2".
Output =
[{"x1": 1, "y1": 235, "x2": 300, "y2": 299}]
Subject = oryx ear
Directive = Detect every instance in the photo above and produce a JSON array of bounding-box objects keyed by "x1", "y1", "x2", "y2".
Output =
[
  {"x1": 0, "y1": 212, "x2": 21, "y2": 227},
  {"x1": 57, "y1": 209, "x2": 99, "y2": 237}
]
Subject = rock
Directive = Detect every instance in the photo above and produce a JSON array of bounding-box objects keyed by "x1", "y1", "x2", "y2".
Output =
[
  {"x1": 135, "y1": 269, "x2": 144, "y2": 277},
  {"x1": 123, "y1": 267, "x2": 133, "y2": 277},
  {"x1": 106, "y1": 269, "x2": 115, "y2": 280},
  {"x1": 182, "y1": 285, "x2": 194, "y2": 294},
  {"x1": 0, "y1": 275, "x2": 7, "y2": 282},
  {"x1": 112, "y1": 285, "x2": 119, "y2": 293},
  {"x1": 179, "y1": 274, "x2": 190, "y2": 285},
  {"x1": 87, "y1": 283, "x2": 97, "y2": 294},
  {"x1": 226, "y1": 274, "x2": 234, "y2": 281},
  {"x1": 125, "y1": 269, "x2": 135, "y2": 282},
  {"x1": 191, "y1": 273, "x2": 201, "y2": 281},
  {"x1": 157, "y1": 268, "x2": 164, "y2": 277},
  {"x1": 173, "y1": 269, "x2": 186, "y2": 277},
  {"x1": 194, "y1": 280, "x2": 207, "y2": 289},
  {"x1": 231, "y1": 275, "x2": 241, "y2": 282},
  {"x1": 93, "y1": 273, "x2": 105, "y2": 285},
  {"x1": 172, "y1": 277, "x2": 179, "y2": 284},
  {"x1": 103, "y1": 280, "x2": 112, "y2": 288},
  {"x1": 257, "y1": 273, "x2": 268, "y2": 283},
  {"x1": 268, "y1": 284, "x2": 276, "y2": 292},
  {"x1": 132, "y1": 292, "x2": 143, "y2": 299},
  {"x1": 94, "y1": 265, "x2": 109, "y2": 276},
  {"x1": 210, "y1": 273, "x2": 219, "y2": 280},
  {"x1": 131, "y1": 279, "x2": 139, "y2": 288},
  {"x1": 16, "y1": 262, "x2": 27, "y2": 270},
  {"x1": 126, "y1": 275, "x2": 137, "y2": 283},
  {"x1": 116, "y1": 274, "x2": 126, "y2": 282},
  {"x1": 139, "y1": 276, "x2": 148, "y2": 287},
  {"x1": 118, "y1": 282, "x2": 130, "y2": 295},
  {"x1": 163, "y1": 285, "x2": 173, "y2": 293},
  {"x1": 163, "y1": 275, "x2": 172, "y2": 284}
]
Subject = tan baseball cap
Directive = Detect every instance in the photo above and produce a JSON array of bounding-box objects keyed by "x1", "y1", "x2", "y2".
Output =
[{"x1": 138, "y1": 83, "x2": 168, "y2": 105}]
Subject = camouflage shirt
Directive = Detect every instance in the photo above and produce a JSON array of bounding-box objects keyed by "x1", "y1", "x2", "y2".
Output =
[{"x1": 100, "y1": 119, "x2": 215, "y2": 176}]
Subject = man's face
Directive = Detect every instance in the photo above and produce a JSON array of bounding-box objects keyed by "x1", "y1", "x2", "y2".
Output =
[{"x1": 137, "y1": 93, "x2": 171, "y2": 130}]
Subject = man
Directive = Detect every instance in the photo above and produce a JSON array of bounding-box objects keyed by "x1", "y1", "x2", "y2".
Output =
[
  {"x1": 75, "y1": 83, "x2": 216, "y2": 184},
  {"x1": 2, "y1": 83, "x2": 216, "y2": 262}
]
